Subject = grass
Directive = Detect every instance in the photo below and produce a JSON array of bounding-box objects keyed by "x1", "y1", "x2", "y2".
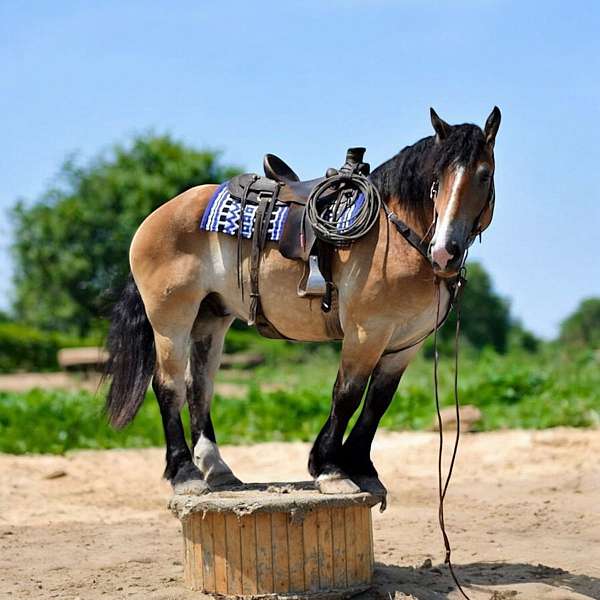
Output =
[{"x1": 0, "y1": 341, "x2": 598, "y2": 454}]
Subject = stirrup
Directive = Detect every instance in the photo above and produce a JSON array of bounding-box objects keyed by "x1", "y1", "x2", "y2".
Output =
[{"x1": 297, "y1": 255, "x2": 327, "y2": 296}]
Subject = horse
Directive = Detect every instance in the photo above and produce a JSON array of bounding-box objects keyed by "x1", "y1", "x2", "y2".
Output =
[{"x1": 104, "y1": 107, "x2": 501, "y2": 504}]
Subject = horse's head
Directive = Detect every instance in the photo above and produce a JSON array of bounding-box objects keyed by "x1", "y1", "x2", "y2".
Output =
[{"x1": 428, "y1": 107, "x2": 501, "y2": 277}]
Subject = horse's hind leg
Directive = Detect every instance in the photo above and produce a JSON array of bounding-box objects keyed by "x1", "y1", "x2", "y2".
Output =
[
  {"x1": 145, "y1": 282, "x2": 212, "y2": 495},
  {"x1": 187, "y1": 313, "x2": 241, "y2": 489},
  {"x1": 153, "y1": 324, "x2": 209, "y2": 495}
]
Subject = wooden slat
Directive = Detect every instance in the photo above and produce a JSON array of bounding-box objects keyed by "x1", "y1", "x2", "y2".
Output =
[
  {"x1": 255, "y1": 512, "x2": 274, "y2": 594},
  {"x1": 240, "y1": 515, "x2": 258, "y2": 595},
  {"x1": 225, "y1": 513, "x2": 243, "y2": 594},
  {"x1": 271, "y1": 512, "x2": 290, "y2": 592},
  {"x1": 317, "y1": 507, "x2": 333, "y2": 589},
  {"x1": 287, "y1": 516, "x2": 305, "y2": 592},
  {"x1": 194, "y1": 516, "x2": 205, "y2": 590},
  {"x1": 344, "y1": 506, "x2": 358, "y2": 585},
  {"x1": 331, "y1": 507, "x2": 347, "y2": 588},
  {"x1": 355, "y1": 507, "x2": 370, "y2": 583},
  {"x1": 213, "y1": 512, "x2": 228, "y2": 594},
  {"x1": 201, "y1": 513, "x2": 216, "y2": 591},
  {"x1": 182, "y1": 518, "x2": 192, "y2": 589},
  {"x1": 367, "y1": 508, "x2": 374, "y2": 580},
  {"x1": 303, "y1": 510, "x2": 320, "y2": 592}
]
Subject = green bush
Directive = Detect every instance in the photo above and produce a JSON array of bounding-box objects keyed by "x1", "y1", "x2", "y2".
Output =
[{"x1": 0, "y1": 323, "x2": 98, "y2": 373}]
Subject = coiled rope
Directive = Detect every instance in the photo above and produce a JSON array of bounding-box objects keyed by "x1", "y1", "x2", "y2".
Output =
[{"x1": 304, "y1": 172, "x2": 381, "y2": 246}]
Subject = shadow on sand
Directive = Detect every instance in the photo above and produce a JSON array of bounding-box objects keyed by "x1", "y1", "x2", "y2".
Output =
[{"x1": 364, "y1": 561, "x2": 600, "y2": 599}]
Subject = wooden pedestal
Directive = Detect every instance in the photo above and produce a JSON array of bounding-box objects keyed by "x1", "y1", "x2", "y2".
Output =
[{"x1": 170, "y1": 482, "x2": 378, "y2": 599}]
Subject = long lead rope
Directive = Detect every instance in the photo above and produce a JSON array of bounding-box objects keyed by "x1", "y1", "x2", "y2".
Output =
[{"x1": 433, "y1": 281, "x2": 471, "y2": 600}]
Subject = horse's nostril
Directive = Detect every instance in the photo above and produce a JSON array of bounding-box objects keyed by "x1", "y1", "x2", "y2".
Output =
[{"x1": 446, "y1": 240, "x2": 460, "y2": 257}]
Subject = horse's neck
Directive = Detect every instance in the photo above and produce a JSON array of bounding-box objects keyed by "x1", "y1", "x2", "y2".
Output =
[{"x1": 387, "y1": 196, "x2": 433, "y2": 240}]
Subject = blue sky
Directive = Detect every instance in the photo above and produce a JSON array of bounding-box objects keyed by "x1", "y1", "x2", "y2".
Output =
[{"x1": 1, "y1": 1, "x2": 599, "y2": 337}]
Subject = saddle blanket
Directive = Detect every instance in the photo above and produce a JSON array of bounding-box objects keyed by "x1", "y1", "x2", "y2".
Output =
[
  {"x1": 200, "y1": 182, "x2": 288, "y2": 241},
  {"x1": 199, "y1": 181, "x2": 366, "y2": 241}
]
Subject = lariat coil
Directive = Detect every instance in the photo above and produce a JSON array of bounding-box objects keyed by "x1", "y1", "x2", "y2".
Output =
[{"x1": 304, "y1": 148, "x2": 381, "y2": 246}]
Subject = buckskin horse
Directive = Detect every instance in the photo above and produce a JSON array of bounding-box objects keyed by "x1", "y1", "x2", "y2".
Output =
[{"x1": 105, "y1": 107, "x2": 501, "y2": 504}]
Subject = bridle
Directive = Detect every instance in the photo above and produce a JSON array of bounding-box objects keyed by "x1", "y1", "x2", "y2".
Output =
[{"x1": 385, "y1": 171, "x2": 495, "y2": 269}]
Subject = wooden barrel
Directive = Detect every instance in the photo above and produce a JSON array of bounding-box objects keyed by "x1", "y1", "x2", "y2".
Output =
[{"x1": 170, "y1": 482, "x2": 379, "y2": 598}]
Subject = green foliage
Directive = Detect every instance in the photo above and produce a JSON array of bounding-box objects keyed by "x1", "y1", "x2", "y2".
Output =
[
  {"x1": 11, "y1": 134, "x2": 240, "y2": 335},
  {"x1": 1, "y1": 345, "x2": 598, "y2": 454},
  {"x1": 0, "y1": 323, "x2": 95, "y2": 373},
  {"x1": 559, "y1": 297, "x2": 600, "y2": 349},
  {"x1": 0, "y1": 389, "x2": 166, "y2": 454}
]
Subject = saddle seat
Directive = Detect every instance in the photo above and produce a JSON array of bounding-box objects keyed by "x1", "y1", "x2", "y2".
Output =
[
  {"x1": 226, "y1": 171, "x2": 317, "y2": 264},
  {"x1": 263, "y1": 153, "x2": 300, "y2": 183},
  {"x1": 263, "y1": 153, "x2": 328, "y2": 203}
]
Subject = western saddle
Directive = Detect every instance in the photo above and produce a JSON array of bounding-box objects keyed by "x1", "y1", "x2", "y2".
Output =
[{"x1": 226, "y1": 148, "x2": 370, "y2": 340}]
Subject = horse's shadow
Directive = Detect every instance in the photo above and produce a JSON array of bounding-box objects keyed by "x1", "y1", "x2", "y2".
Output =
[{"x1": 364, "y1": 561, "x2": 600, "y2": 599}]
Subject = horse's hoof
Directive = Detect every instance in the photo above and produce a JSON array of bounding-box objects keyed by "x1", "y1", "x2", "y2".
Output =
[
  {"x1": 173, "y1": 478, "x2": 210, "y2": 496},
  {"x1": 207, "y1": 471, "x2": 243, "y2": 490},
  {"x1": 316, "y1": 473, "x2": 361, "y2": 495},
  {"x1": 351, "y1": 475, "x2": 387, "y2": 511}
]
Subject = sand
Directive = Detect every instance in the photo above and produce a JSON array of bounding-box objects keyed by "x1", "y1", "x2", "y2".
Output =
[{"x1": 0, "y1": 428, "x2": 599, "y2": 599}]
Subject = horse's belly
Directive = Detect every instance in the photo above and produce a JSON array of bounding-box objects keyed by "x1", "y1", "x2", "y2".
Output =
[
  {"x1": 205, "y1": 236, "x2": 338, "y2": 341},
  {"x1": 258, "y1": 249, "x2": 339, "y2": 341}
]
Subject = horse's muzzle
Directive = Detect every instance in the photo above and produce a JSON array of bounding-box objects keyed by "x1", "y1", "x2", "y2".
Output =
[{"x1": 430, "y1": 240, "x2": 464, "y2": 277}]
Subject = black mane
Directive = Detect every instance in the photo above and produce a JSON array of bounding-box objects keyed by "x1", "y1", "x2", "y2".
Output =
[{"x1": 370, "y1": 124, "x2": 486, "y2": 213}]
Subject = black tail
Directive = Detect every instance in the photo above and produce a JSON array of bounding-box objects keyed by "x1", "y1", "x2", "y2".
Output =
[{"x1": 104, "y1": 274, "x2": 155, "y2": 429}]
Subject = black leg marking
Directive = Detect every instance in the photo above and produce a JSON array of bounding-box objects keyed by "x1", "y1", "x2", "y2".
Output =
[
  {"x1": 342, "y1": 366, "x2": 404, "y2": 494},
  {"x1": 340, "y1": 364, "x2": 405, "y2": 508},
  {"x1": 187, "y1": 336, "x2": 215, "y2": 447},
  {"x1": 153, "y1": 377, "x2": 207, "y2": 493},
  {"x1": 186, "y1": 329, "x2": 241, "y2": 489},
  {"x1": 308, "y1": 371, "x2": 368, "y2": 479},
  {"x1": 342, "y1": 365, "x2": 405, "y2": 477}
]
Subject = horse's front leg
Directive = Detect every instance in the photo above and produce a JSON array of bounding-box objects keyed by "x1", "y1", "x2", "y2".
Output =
[
  {"x1": 341, "y1": 347, "x2": 420, "y2": 507},
  {"x1": 308, "y1": 331, "x2": 388, "y2": 494}
]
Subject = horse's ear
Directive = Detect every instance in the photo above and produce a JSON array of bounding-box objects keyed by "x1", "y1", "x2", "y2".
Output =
[
  {"x1": 430, "y1": 107, "x2": 451, "y2": 142},
  {"x1": 484, "y1": 106, "x2": 501, "y2": 148}
]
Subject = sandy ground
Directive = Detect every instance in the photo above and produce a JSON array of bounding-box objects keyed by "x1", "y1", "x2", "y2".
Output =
[
  {"x1": 0, "y1": 372, "x2": 274, "y2": 398},
  {"x1": 0, "y1": 428, "x2": 599, "y2": 600}
]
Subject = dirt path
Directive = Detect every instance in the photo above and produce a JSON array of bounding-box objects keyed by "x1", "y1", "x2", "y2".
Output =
[{"x1": 1, "y1": 428, "x2": 599, "y2": 599}]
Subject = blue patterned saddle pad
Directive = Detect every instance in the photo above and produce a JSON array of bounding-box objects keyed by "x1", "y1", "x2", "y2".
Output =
[
  {"x1": 200, "y1": 182, "x2": 289, "y2": 241},
  {"x1": 200, "y1": 181, "x2": 366, "y2": 241}
]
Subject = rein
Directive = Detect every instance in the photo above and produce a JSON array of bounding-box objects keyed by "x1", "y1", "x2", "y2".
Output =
[
  {"x1": 381, "y1": 175, "x2": 495, "y2": 599},
  {"x1": 433, "y1": 276, "x2": 472, "y2": 600}
]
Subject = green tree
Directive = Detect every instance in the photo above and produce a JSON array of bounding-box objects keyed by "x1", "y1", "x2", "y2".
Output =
[
  {"x1": 559, "y1": 297, "x2": 600, "y2": 348},
  {"x1": 438, "y1": 261, "x2": 513, "y2": 353},
  {"x1": 11, "y1": 134, "x2": 239, "y2": 335}
]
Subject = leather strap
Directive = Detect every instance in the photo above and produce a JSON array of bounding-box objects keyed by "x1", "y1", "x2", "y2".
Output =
[
  {"x1": 236, "y1": 174, "x2": 259, "y2": 300},
  {"x1": 248, "y1": 191, "x2": 275, "y2": 325},
  {"x1": 386, "y1": 212, "x2": 431, "y2": 261}
]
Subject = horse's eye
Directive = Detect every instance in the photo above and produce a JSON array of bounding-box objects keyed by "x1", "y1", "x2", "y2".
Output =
[{"x1": 479, "y1": 168, "x2": 491, "y2": 183}]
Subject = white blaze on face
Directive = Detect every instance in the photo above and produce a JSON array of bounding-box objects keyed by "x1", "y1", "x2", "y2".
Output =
[{"x1": 431, "y1": 166, "x2": 465, "y2": 270}]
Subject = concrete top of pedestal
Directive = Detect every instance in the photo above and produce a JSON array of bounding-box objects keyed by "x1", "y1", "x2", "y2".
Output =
[{"x1": 169, "y1": 481, "x2": 380, "y2": 520}]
